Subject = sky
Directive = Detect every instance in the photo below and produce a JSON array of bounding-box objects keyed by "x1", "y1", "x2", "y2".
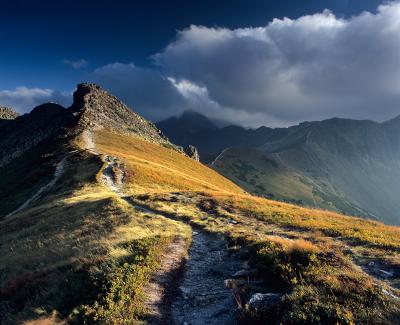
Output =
[{"x1": 1, "y1": 0, "x2": 399, "y2": 127}]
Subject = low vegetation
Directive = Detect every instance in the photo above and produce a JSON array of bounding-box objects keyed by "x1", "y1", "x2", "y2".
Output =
[
  {"x1": 1, "y1": 141, "x2": 191, "y2": 324},
  {"x1": 1, "y1": 129, "x2": 399, "y2": 324}
]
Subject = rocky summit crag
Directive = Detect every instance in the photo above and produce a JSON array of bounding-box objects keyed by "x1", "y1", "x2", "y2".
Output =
[
  {"x1": 70, "y1": 83, "x2": 170, "y2": 145},
  {"x1": 0, "y1": 83, "x2": 186, "y2": 167},
  {"x1": 184, "y1": 145, "x2": 200, "y2": 161},
  {"x1": 1, "y1": 84, "x2": 400, "y2": 325}
]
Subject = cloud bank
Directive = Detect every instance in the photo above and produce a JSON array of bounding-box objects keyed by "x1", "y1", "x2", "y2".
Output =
[
  {"x1": 152, "y1": 2, "x2": 400, "y2": 126},
  {"x1": 4, "y1": 2, "x2": 400, "y2": 126},
  {"x1": 0, "y1": 87, "x2": 71, "y2": 114}
]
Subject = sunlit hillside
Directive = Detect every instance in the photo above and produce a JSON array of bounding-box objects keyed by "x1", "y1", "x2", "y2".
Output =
[
  {"x1": 92, "y1": 129, "x2": 400, "y2": 324},
  {"x1": 1, "y1": 85, "x2": 399, "y2": 324},
  {"x1": 93, "y1": 130, "x2": 244, "y2": 195}
]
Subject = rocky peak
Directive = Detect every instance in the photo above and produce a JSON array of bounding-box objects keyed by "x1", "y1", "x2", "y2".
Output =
[
  {"x1": 0, "y1": 106, "x2": 19, "y2": 120},
  {"x1": 184, "y1": 145, "x2": 200, "y2": 161},
  {"x1": 70, "y1": 83, "x2": 171, "y2": 145}
]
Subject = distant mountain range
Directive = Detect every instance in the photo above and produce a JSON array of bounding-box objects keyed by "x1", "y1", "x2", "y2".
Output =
[
  {"x1": 157, "y1": 111, "x2": 400, "y2": 225},
  {"x1": 2, "y1": 85, "x2": 399, "y2": 324}
]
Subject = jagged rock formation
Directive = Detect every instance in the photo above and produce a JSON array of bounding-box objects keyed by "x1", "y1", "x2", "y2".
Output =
[
  {"x1": 0, "y1": 107, "x2": 19, "y2": 120},
  {"x1": 0, "y1": 103, "x2": 70, "y2": 167},
  {"x1": 184, "y1": 145, "x2": 200, "y2": 161},
  {"x1": 0, "y1": 83, "x2": 181, "y2": 168},
  {"x1": 70, "y1": 83, "x2": 171, "y2": 146}
]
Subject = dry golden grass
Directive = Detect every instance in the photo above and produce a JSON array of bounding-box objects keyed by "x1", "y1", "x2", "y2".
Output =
[
  {"x1": 3, "y1": 128, "x2": 400, "y2": 324},
  {"x1": 0, "y1": 149, "x2": 191, "y2": 324},
  {"x1": 92, "y1": 130, "x2": 400, "y2": 252},
  {"x1": 94, "y1": 130, "x2": 244, "y2": 195},
  {"x1": 131, "y1": 191, "x2": 400, "y2": 323},
  {"x1": 209, "y1": 192, "x2": 400, "y2": 251}
]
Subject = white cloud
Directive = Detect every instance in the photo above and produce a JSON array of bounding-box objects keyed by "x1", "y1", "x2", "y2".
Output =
[
  {"x1": 63, "y1": 58, "x2": 88, "y2": 69},
  {"x1": 0, "y1": 87, "x2": 72, "y2": 114},
  {"x1": 152, "y1": 2, "x2": 400, "y2": 126}
]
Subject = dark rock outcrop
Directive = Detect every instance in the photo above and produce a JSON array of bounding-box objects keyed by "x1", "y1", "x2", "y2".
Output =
[
  {"x1": 70, "y1": 83, "x2": 171, "y2": 146},
  {"x1": 0, "y1": 83, "x2": 181, "y2": 168},
  {"x1": 245, "y1": 293, "x2": 283, "y2": 314},
  {"x1": 184, "y1": 145, "x2": 200, "y2": 161}
]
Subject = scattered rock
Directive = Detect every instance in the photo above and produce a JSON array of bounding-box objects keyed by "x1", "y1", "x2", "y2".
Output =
[
  {"x1": 0, "y1": 106, "x2": 19, "y2": 120},
  {"x1": 184, "y1": 145, "x2": 200, "y2": 161},
  {"x1": 232, "y1": 269, "x2": 256, "y2": 278},
  {"x1": 245, "y1": 293, "x2": 283, "y2": 313},
  {"x1": 378, "y1": 269, "x2": 394, "y2": 279},
  {"x1": 381, "y1": 288, "x2": 400, "y2": 300},
  {"x1": 224, "y1": 278, "x2": 246, "y2": 289},
  {"x1": 171, "y1": 231, "x2": 242, "y2": 325}
]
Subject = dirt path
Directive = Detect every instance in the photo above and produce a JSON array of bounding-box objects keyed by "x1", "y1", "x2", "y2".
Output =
[
  {"x1": 5, "y1": 157, "x2": 67, "y2": 219},
  {"x1": 172, "y1": 230, "x2": 242, "y2": 325},
  {"x1": 102, "y1": 161, "x2": 243, "y2": 324},
  {"x1": 143, "y1": 237, "x2": 187, "y2": 324},
  {"x1": 82, "y1": 130, "x2": 242, "y2": 324}
]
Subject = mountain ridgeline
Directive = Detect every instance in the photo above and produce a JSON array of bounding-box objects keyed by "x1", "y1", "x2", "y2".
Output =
[
  {"x1": 1, "y1": 84, "x2": 400, "y2": 324},
  {"x1": 157, "y1": 111, "x2": 400, "y2": 225}
]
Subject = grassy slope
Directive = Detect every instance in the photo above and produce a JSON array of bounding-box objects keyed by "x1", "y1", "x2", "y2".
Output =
[
  {"x1": 94, "y1": 130, "x2": 244, "y2": 195},
  {"x1": 1, "y1": 129, "x2": 400, "y2": 324},
  {"x1": 1, "y1": 136, "x2": 192, "y2": 324},
  {"x1": 212, "y1": 147, "x2": 324, "y2": 206},
  {"x1": 95, "y1": 130, "x2": 400, "y2": 324},
  {"x1": 211, "y1": 147, "x2": 379, "y2": 219},
  {"x1": 212, "y1": 120, "x2": 400, "y2": 225}
]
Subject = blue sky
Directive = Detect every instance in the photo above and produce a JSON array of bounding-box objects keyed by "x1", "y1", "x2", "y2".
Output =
[{"x1": 1, "y1": 0, "x2": 399, "y2": 126}]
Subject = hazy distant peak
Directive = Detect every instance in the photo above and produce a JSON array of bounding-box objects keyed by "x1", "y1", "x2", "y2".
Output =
[{"x1": 179, "y1": 110, "x2": 218, "y2": 130}]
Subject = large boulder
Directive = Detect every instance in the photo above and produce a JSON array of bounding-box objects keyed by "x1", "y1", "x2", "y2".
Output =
[
  {"x1": 246, "y1": 293, "x2": 282, "y2": 313},
  {"x1": 184, "y1": 145, "x2": 200, "y2": 161}
]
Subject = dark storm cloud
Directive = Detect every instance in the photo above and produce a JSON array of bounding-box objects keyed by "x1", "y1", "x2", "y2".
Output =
[
  {"x1": 4, "y1": 2, "x2": 400, "y2": 126},
  {"x1": 152, "y1": 2, "x2": 400, "y2": 126}
]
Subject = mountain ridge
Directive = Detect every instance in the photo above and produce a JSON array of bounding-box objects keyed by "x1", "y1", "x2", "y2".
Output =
[
  {"x1": 1, "y1": 85, "x2": 400, "y2": 324},
  {"x1": 158, "y1": 110, "x2": 400, "y2": 224}
]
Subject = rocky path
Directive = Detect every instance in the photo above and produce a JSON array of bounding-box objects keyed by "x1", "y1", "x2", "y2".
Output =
[
  {"x1": 82, "y1": 130, "x2": 242, "y2": 324},
  {"x1": 172, "y1": 230, "x2": 242, "y2": 325},
  {"x1": 143, "y1": 236, "x2": 187, "y2": 324}
]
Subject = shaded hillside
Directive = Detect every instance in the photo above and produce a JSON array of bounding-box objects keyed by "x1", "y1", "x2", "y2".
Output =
[
  {"x1": 1, "y1": 85, "x2": 399, "y2": 324},
  {"x1": 157, "y1": 111, "x2": 274, "y2": 162},
  {"x1": 159, "y1": 112, "x2": 400, "y2": 225},
  {"x1": 0, "y1": 103, "x2": 71, "y2": 167}
]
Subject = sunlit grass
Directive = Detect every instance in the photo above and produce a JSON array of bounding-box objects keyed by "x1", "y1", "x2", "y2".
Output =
[
  {"x1": 94, "y1": 130, "x2": 244, "y2": 195},
  {"x1": 2, "y1": 128, "x2": 400, "y2": 324}
]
